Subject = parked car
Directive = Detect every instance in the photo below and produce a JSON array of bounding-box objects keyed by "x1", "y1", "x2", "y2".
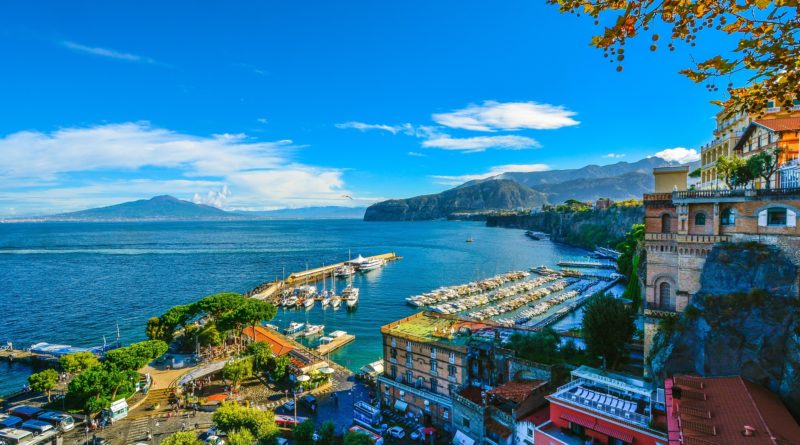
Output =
[
  {"x1": 301, "y1": 394, "x2": 317, "y2": 410},
  {"x1": 409, "y1": 427, "x2": 425, "y2": 441},
  {"x1": 387, "y1": 426, "x2": 406, "y2": 439},
  {"x1": 283, "y1": 399, "x2": 296, "y2": 411}
]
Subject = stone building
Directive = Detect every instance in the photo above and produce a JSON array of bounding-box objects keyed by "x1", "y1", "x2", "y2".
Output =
[
  {"x1": 642, "y1": 165, "x2": 800, "y2": 360},
  {"x1": 377, "y1": 312, "x2": 551, "y2": 438}
]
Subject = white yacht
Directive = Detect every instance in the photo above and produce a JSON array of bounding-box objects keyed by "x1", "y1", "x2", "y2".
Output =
[
  {"x1": 302, "y1": 324, "x2": 324, "y2": 337},
  {"x1": 303, "y1": 297, "x2": 315, "y2": 309},
  {"x1": 358, "y1": 257, "x2": 385, "y2": 272},
  {"x1": 343, "y1": 285, "x2": 360, "y2": 308},
  {"x1": 284, "y1": 322, "x2": 305, "y2": 335},
  {"x1": 331, "y1": 297, "x2": 342, "y2": 309},
  {"x1": 335, "y1": 264, "x2": 356, "y2": 277}
]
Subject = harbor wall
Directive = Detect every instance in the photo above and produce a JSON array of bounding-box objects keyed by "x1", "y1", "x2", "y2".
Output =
[{"x1": 485, "y1": 206, "x2": 644, "y2": 249}]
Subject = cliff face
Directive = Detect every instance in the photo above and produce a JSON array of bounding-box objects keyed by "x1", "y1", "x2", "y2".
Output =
[
  {"x1": 363, "y1": 179, "x2": 547, "y2": 221},
  {"x1": 485, "y1": 205, "x2": 644, "y2": 249},
  {"x1": 647, "y1": 243, "x2": 800, "y2": 418}
]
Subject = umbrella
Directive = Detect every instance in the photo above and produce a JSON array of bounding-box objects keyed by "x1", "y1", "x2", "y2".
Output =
[
  {"x1": 206, "y1": 393, "x2": 227, "y2": 402},
  {"x1": 296, "y1": 375, "x2": 311, "y2": 382},
  {"x1": 422, "y1": 427, "x2": 436, "y2": 435},
  {"x1": 319, "y1": 367, "x2": 335, "y2": 375}
]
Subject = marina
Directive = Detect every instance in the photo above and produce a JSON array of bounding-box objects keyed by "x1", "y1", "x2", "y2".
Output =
[{"x1": 316, "y1": 331, "x2": 356, "y2": 355}]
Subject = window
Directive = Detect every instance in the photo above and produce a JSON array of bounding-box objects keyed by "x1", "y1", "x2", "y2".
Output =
[
  {"x1": 390, "y1": 348, "x2": 397, "y2": 359},
  {"x1": 431, "y1": 347, "x2": 437, "y2": 359},
  {"x1": 768, "y1": 208, "x2": 788, "y2": 225},
  {"x1": 721, "y1": 208, "x2": 736, "y2": 226},
  {"x1": 569, "y1": 423, "x2": 585, "y2": 437},
  {"x1": 390, "y1": 365, "x2": 397, "y2": 379},
  {"x1": 406, "y1": 371, "x2": 413, "y2": 384},
  {"x1": 659, "y1": 282, "x2": 673, "y2": 311},
  {"x1": 406, "y1": 354, "x2": 413, "y2": 368},
  {"x1": 448, "y1": 364, "x2": 457, "y2": 377},
  {"x1": 449, "y1": 352, "x2": 456, "y2": 363},
  {"x1": 527, "y1": 427, "x2": 533, "y2": 437},
  {"x1": 430, "y1": 378, "x2": 438, "y2": 394},
  {"x1": 661, "y1": 214, "x2": 672, "y2": 233},
  {"x1": 694, "y1": 212, "x2": 706, "y2": 226},
  {"x1": 462, "y1": 417, "x2": 470, "y2": 428},
  {"x1": 609, "y1": 439, "x2": 631, "y2": 445},
  {"x1": 430, "y1": 358, "x2": 437, "y2": 373},
  {"x1": 406, "y1": 341, "x2": 412, "y2": 352}
]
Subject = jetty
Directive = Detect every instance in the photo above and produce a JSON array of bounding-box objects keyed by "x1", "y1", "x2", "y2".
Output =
[
  {"x1": 0, "y1": 348, "x2": 48, "y2": 364},
  {"x1": 247, "y1": 252, "x2": 401, "y2": 303},
  {"x1": 557, "y1": 259, "x2": 617, "y2": 270},
  {"x1": 316, "y1": 333, "x2": 356, "y2": 355}
]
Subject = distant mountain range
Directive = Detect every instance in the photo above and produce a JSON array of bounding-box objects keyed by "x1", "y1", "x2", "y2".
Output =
[
  {"x1": 4, "y1": 195, "x2": 366, "y2": 222},
  {"x1": 365, "y1": 157, "x2": 690, "y2": 221}
]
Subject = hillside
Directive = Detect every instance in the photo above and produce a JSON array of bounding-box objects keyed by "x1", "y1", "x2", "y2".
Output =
[
  {"x1": 364, "y1": 179, "x2": 547, "y2": 221},
  {"x1": 41, "y1": 195, "x2": 238, "y2": 221}
]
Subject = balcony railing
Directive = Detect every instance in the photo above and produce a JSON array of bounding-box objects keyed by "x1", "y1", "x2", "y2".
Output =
[
  {"x1": 645, "y1": 233, "x2": 676, "y2": 241},
  {"x1": 673, "y1": 187, "x2": 800, "y2": 200},
  {"x1": 675, "y1": 234, "x2": 731, "y2": 244},
  {"x1": 643, "y1": 193, "x2": 672, "y2": 202},
  {"x1": 550, "y1": 379, "x2": 651, "y2": 427}
]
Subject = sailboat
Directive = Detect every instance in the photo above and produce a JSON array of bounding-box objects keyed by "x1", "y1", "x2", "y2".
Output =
[
  {"x1": 342, "y1": 273, "x2": 360, "y2": 309},
  {"x1": 329, "y1": 270, "x2": 341, "y2": 308}
]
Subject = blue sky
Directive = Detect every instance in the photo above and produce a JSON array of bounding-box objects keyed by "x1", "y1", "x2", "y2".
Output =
[{"x1": 0, "y1": 0, "x2": 728, "y2": 216}]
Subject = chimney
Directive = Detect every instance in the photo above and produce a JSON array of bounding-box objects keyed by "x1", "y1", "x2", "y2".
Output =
[{"x1": 742, "y1": 425, "x2": 756, "y2": 436}]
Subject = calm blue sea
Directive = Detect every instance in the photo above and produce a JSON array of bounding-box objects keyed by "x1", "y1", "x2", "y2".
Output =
[{"x1": 0, "y1": 220, "x2": 588, "y2": 395}]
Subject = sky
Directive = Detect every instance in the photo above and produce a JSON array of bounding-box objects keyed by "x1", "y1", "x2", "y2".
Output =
[{"x1": 0, "y1": 0, "x2": 731, "y2": 216}]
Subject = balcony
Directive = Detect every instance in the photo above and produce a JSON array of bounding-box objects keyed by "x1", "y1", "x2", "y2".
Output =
[
  {"x1": 645, "y1": 233, "x2": 676, "y2": 241},
  {"x1": 672, "y1": 187, "x2": 800, "y2": 203},
  {"x1": 675, "y1": 234, "x2": 731, "y2": 244},
  {"x1": 643, "y1": 193, "x2": 672, "y2": 203},
  {"x1": 377, "y1": 375, "x2": 453, "y2": 407},
  {"x1": 549, "y1": 379, "x2": 652, "y2": 427}
]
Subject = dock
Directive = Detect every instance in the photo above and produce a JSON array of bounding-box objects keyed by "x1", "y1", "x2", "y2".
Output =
[
  {"x1": 247, "y1": 252, "x2": 401, "y2": 303},
  {"x1": 0, "y1": 349, "x2": 50, "y2": 364},
  {"x1": 557, "y1": 259, "x2": 617, "y2": 270},
  {"x1": 316, "y1": 334, "x2": 355, "y2": 355}
]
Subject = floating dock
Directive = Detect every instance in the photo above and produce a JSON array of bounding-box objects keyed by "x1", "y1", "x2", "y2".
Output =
[
  {"x1": 316, "y1": 334, "x2": 355, "y2": 355},
  {"x1": 246, "y1": 252, "x2": 401, "y2": 303}
]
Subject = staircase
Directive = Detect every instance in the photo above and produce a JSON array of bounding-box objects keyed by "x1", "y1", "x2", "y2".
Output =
[{"x1": 125, "y1": 388, "x2": 174, "y2": 420}]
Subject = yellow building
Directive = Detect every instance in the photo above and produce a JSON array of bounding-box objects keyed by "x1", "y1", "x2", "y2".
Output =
[{"x1": 653, "y1": 166, "x2": 689, "y2": 193}]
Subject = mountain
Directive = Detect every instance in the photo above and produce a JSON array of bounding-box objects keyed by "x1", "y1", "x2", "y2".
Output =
[
  {"x1": 239, "y1": 206, "x2": 366, "y2": 220},
  {"x1": 364, "y1": 179, "x2": 547, "y2": 221},
  {"x1": 365, "y1": 156, "x2": 694, "y2": 221},
  {"x1": 32, "y1": 195, "x2": 239, "y2": 221}
]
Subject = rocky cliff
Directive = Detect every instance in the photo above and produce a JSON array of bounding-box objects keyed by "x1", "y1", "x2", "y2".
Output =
[
  {"x1": 485, "y1": 205, "x2": 644, "y2": 249},
  {"x1": 647, "y1": 242, "x2": 800, "y2": 418},
  {"x1": 363, "y1": 179, "x2": 547, "y2": 221}
]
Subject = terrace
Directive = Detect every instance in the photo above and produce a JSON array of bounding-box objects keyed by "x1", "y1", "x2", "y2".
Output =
[{"x1": 381, "y1": 312, "x2": 504, "y2": 349}]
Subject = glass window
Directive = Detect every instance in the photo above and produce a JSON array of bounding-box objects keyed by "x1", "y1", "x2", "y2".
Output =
[
  {"x1": 448, "y1": 364, "x2": 457, "y2": 377},
  {"x1": 569, "y1": 422, "x2": 585, "y2": 437},
  {"x1": 430, "y1": 378, "x2": 438, "y2": 393},
  {"x1": 721, "y1": 208, "x2": 736, "y2": 226},
  {"x1": 406, "y1": 371, "x2": 413, "y2": 384},
  {"x1": 462, "y1": 417, "x2": 470, "y2": 428},
  {"x1": 694, "y1": 212, "x2": 706, "y2": 226},
  {"x1": 661, "y1": 213, "x2": 672, "y2": 233},
  {"x1": 768, "y1": 208, "x2": 787, "y2": 225},
  {"x1": 431, "y1": 359, "x2": 437, "y2": 373},
  {"x1": 390, "y1": 365, "x2": 397, "y2": 379}
]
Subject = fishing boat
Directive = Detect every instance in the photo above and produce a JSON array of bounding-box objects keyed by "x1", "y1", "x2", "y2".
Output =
[
  {"x1": 284, "y1": 322, "x2": 306, "y2": 335},
  {"x1": 302, "y1": 324, "x2": 324, "y2": 337},
  {"x1": 358, "y1": 257, "x2": 385, "y2": 272}
]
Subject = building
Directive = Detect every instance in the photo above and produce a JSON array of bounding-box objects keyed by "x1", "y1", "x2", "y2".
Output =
[
  {"x1": 595, "y1": 198, "x2": 614, "y2": 210},
  {"x1": 378, "y1": 312, "x2": 551, "y2": 435},
  {"x1": 734, "y1": 117, "x2": 800, "y2": 189},
  {"x1": 699, "y1": 102, "x2": 800, "y2": 190},
  {"x1": 242, "y1": 325, "x2": 328, "y2": 374},
  {"x1": 535, "y1": 366, "x2": 668, "y2": 445},
  {"x1": 515, "y1": 406, "x2": 550, "y2": 445},
  {"x1": 642, "y1": 165, "x2": 800, "y2": 358},
  {"x1": 665, "y1": 375, "x2": 800, "y2": 445}
]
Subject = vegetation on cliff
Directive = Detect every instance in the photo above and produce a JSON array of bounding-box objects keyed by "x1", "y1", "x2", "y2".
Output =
[{"x1": 616, "y1": 224, "x2": 645, "y2": 311}]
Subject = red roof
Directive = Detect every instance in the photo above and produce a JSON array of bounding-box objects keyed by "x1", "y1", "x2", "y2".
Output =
[
  {"x1": 756, "y1": 117, "x2": 800, "y2": 132},
  {"x1": 242, "y1": 326, "x2": 296, "y2": 356},
  {"x1": 519, "y1": 405, "x2": 550, "y2": 426},
  {"x1": 484, "y1": 418, "x2": 513, "y2": 438},
  {"x1": 668, "y1": 375, "x2": 800, "y2": 445},
  {"x1": 593, "y1": 422, "x2": 634, "y2": 444},
  {"x1": 561, "y1": 412, "x2": 595, "y2": 429},
  {"x1": 487, "y1": 379, "x2": 547, "y2": 404}
]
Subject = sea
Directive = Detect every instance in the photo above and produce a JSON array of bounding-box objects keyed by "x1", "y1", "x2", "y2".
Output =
[{"x1": 0, "y1": 219, "x2": 591, "y2": 395}]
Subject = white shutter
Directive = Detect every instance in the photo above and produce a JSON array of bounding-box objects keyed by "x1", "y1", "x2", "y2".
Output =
[
  {"x1": 788, "y1": 210, "x2": 797, "y2": 228},
  {"x1": 758, "y1": 210, "x2": 768, "y2": 227}
]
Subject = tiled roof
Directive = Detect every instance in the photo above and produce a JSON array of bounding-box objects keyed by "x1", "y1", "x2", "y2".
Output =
[
  {"x1": 484, "y1": 418, "x2": 513, "y2": 438},
  {"x1": 242, "y1": 326, "x2": 296, "y2": 356},
  {"x1": 487, "y1": 379, "x2": 547, "y2": 404},
  {"x1": 755, "y1": 117, "x2": 800, "y2": 132},
  {"x1": 519, "y1": 405, "x2": 550, "y2": 426},
  {"x1": 668, "y1": 375, "x2": 800, "y2": 445}
]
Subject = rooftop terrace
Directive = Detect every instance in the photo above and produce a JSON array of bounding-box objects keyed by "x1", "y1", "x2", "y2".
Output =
[{"x1": 380, "y1": 312, "x2": 508, "y2": 349}]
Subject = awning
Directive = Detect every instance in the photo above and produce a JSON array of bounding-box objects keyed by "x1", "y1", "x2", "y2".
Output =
[
  {"x1": 453, "y1": 431, "x2": 475, "y2": 445},
  {"x1": 394, "y1": 400, "x2": 408, "y2": 412},
  {"x1": 593, "y1": 422, "x2": 634, "y2": 443},
  {"x1": 561, "y1": 412, "x2": 596, "y2": 429}
]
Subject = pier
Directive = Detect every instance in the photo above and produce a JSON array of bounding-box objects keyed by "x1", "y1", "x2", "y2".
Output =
[
  {"x1": 0, "y1": 349, "x2": 50, "y2": 364},
  {"x1": 557, "y1": 259, "x2": 617, "y2": 270},
  {"x1": 246, "y1": 252, "x2": 401, "y2": 303},
  {"x1": 316, "y1": 334, "x2": 356, "y2": 355}
]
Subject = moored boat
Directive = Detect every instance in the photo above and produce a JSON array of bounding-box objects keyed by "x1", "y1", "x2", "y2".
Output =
[
  {"x1": 284, "y1": 322, "x2": 305, "y2": 335},
  {"x1": 302, "y1": 324, "x2": 324, "y2": 337}
]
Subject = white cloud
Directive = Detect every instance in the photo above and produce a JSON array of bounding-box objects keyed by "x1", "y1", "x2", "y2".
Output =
[
  {"x1": 432, "y1": 163, "x2": 550, "y2": 186},
  {"x1": 257, "y1": 117, "x2": 268, "y2": 124},
  {"x1": 335, "y1": 122, "x2": 410, "y2": 135},
  {"x1": 603, "y1": 153, "x2": 626, "y2": 159},
  {"x1": 408, "y1": 151, "x2": 426, "y2": 157},
  {"x1": 422, "y1": 135, "x2": 539, "y2": 152},
  {"x1": 653, "y1": 147, "x2": 700, "y2": 163},
  {"x1": 62, "y1": 41, "x2": 157, "y2": 64},
  {"x1": 0, "y1": 122, "x2": 360, "y2": 216},
  {"x1": 432, "y1": 101, "x2": 579, "y2": 132}
]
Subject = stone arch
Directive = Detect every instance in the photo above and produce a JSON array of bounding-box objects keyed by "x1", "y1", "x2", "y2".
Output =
[
  {"x1": 654, "y1": 276, "x2": 676, "y2": 310},
  {"x1": 694, "y1": 211, "x2": 707, "y2": 226}
]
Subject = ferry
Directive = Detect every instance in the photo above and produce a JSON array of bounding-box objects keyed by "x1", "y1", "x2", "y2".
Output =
[
  {"x1": 358, "y1": 257, "x2": 385, "y2": 272},
  {"x1": 284, "y1": 322, "x2": 306, "y2": 336},
  {"x1": 302, "y1": 324, "x2": 324, "y2": 337}
]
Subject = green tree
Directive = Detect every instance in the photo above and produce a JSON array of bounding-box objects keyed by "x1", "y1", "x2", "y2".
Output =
[
  {"x1": 198, "y1": 324, "x2": 223, "y2": 347},
  {"x1": 582, "y1": 293, "x2": 635, "y2": 369},
  {"x1": 508, "y1": 328, "x2": 562, "y2": 365},
  {"x1": 318, "y1": 421, "x2": 337, "y2": 445},
  {"x1": 549, "y1": 0, "x2": 800, "y2": 113},
  {"x1": 58, "y1": 351, "x2": 100, "y2": 374},
  {"x1": 212, "y1": 402, "x2": 278, "y2": 441},
  {"x1": 227, "y1": 429, "x2": 256, "y2": 445},
  {"x1": 198, "y1": 292, "x2": 247, "y2": 319},
  {"x1": 746, "y1": 148, "x2": 783, "y2": 189},
  {"x1": 267, "y1": 355, "x2": 291, "y2": 381},
  {"x1": 234, "y1": 299, "x2": 278, "y2": 335},
  {"x1": 161, "y1": 431, "x2": 202, "y2": 445},
  {"x1": 67, "y1": 366, "x2": 139, "y2": 413},
  {"x1": 717, "y1": 155, "x2": 752, "y2": 189},
  {"x1": 28, "y1": 369, "x2": 59, "y2": 402},
  {"x1": 223, "y1": 358, "x2": 254, "y2": 389},
  {"x1": 146, "y1": 317, "x2": 172, "y2": 342},
  {"x1": 293, "y1": 420, "x2": 316, "y2": 445},
  {"x1": 247, "y1": 342, "x2": 274, "y2": 373},
  {"x1": 105, "y1": 340, "x2": 168, "y2": 371},
  {"x1": 343, "y1": 432, "x2": 373, "y2": 445}
]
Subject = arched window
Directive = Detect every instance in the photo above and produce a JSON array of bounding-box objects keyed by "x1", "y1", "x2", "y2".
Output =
[
  {"x1": 659, "y1": 282, "x2": 673, "y2": 311},
  {"x1": 661, "y1": 214, "x2": 672, "y2": 233},
  {"x1": 721, "y1": 208, "x2": 736, "y2": 226},
  {"x1": 694, "y1": 212, "x2": 706, "y2": 226}
]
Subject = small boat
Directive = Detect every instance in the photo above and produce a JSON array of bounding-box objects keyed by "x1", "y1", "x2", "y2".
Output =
[
  {"x1": 284, "y1": 295, "x2": 298, "y2": 307},
  {"x1": 262, "y1": 323, "x2": 280, "y2": 331},
  {"x1": 284, "y1": 322, "x2": 305, "y2": 335},
  {"x1": 343, "y1": 285, "x2": 360, "y2": 308},
  {"x1": 302, "y1": 324, "x2": 324, "y2": 337},
  {"x1": 303, "y1": 297, "x2": 315, "y2": 309},
  {"x1": 331, "y1": 297, "x2": 342, "y2": 309},
  {"x1": 335, "y1": 265, "x2": 356, "y2": 278},
  {"x1": 466, "y1": 237, "x2": 474, "y2": 243},
  {"x1": 321, "y1": 295, "x2": 331, "y2": 307}
]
